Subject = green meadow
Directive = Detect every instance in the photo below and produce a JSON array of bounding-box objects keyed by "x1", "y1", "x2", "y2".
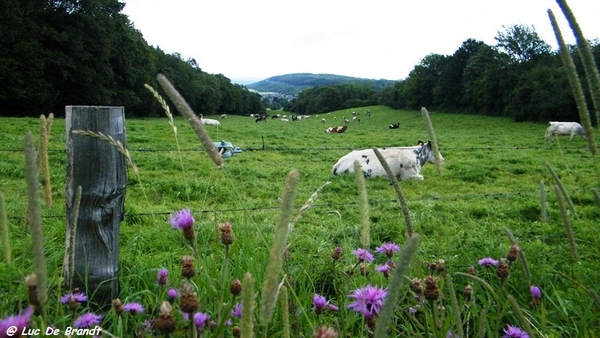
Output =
[{"x1": 1, "y1": 106, "x2": 599, "y2": 337}]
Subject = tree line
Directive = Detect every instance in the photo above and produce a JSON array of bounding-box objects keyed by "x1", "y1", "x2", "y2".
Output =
[
  {"x1": 0, "y1": 0, "x2": 264, "y2": 118},
  {"x1": 286, "y1": 25, "x2": 599, "y2": 123}
]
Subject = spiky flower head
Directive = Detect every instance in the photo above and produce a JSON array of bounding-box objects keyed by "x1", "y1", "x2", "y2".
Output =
[
  {"x1": 157, "y1": 268, "x2": 168, "y2": 286},
  {"x1": 463, "y1": 284, "x2": 473, "y2": 300},
  {"x1": 506, "y1": 245, "x2": 519, "y2": 262},
  {"x1": 468, "y1": 265, "x2": 476, "y2": 275},
  {"x1": 332, "y1": 246, "x2": 342, "y2": 261},
  {"x1": 123, "y1": 302, "x2": 144, "y2": 315},
  {"x1": 347, "y1": 284, "x2": 387, "y2": 319},
  {"x1": 219, "y1": 221, "x2": 234, "y2": 245},
  {"x1": 502, "y1": 324, "x2": 529, "y2": 338},
  {"x1": 170, "y1": 208, "x2": 195, "y2": 241},
  {"x1": 376, "y1": 264, "x2": 390, "y2": 278},
  {"x1": 181, "y1": 255, "x2": 196, "y2": 279},
  {"x1": 154, "y1": 301, "x2": 176, "y2": 334},
  {"x1": 436, "y1": 259, "x2": 446, "y2": 274},
  {"x1": 375, "y1": 243, "x2": 400, "y2": 258},
  {"x1": 25, "y1": 274, "x2": 40, "y2": 307},
  {"x1": 230, "y1": 278, "x2": 242, "y2": 296},
  {"x1": 530, "y1": 285, "x2": 542, "y2": 308},
  {"x1": 231, "y1": 302, "x2": 243, "y2": 318},
  {"x1": 112, "y1": 298, "x2": 124, "y2": 315},
  {"x1": 410, "y1": 277, "x2": 423, "y2": 294},
  {"x1": 423, "y1": 275, "x2": 440, "y2": 301},
  {"x1": 0, "y1": 306, "x2": 33, "y2": 336},
  {"x1": 313, "y1": 325, "x2": 339, "y2": 338},
  {"x1": 352, "y1": 248, "x2": 374, "y2": 263},
  {"x1": 61, "y1": 291, "x2": 87, "y2": 310},
  {"x1": 167, "y1": 288, "x2": 178, "y2": 303},
  {"x1": 313, "y1": 294, "x2": 328, "y2": 315},
  {"x1": 496, "y1": 258, "x2": 510, "y2": 279},
  {"x1": 180, "y1": 281, "x2": 199, "y2": 314},
  {"x1": 73, "y1": 312, "x2": 102, "y2": 328},
  {"x1": 194, "y1": 312, "x2": 210, "y2": 331},
  {"x1": 478, "y1": 257, "x2": 499, "y2": 268}
]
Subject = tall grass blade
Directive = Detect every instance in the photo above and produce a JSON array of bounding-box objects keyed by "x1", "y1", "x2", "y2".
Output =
[
  {"x1": 0, "y1": 192, "x2": 11, "y2": 264},
  {"x1": 372, "y1": 148, "x2": 414, "y2": 237},
  {"x1": 260, "y1": 169, "x2": 299, "y2": 326},
  {"x1": 540, "y1": 181, "x2": 548, "y2": 223},
  {"x1": 421, "y1": 107, "x2": 443, "y2": 173},
  {"x1": 507, "y1": 294, "x2": 535, "y2": 337},
  {"x1": 24, "y1": 132, "x2": 48, "y2": 306},
  {"x1": 373, "y1": 234, "x2": 420, "y2": 338},
  {"x1": 555, "y1": 0, "x2": 600, "y2": 119},
  {"x1": 547, "y1": 9, "x2": 597, "y2": 156},
  {"x1": 354, "y1": 161, "x2": 370, "y2": 248},
  {"x1": 280, "y1": 285, "x2": 290, "y2": 338},
  {"x1": 445, "y1": 273, "x2": 465, "y2": 338},
  {"x1": 39, "y1": 113, "x2": 53, "y2": 207},
  {"x1": 241, "y1": 272, "x2": 255, "y2": 338},
  {"x1": 156, "y1": 73, "x2": 223, "y2": 168},
  {"x1": 553, "y1": 185, "x2": 579, "y2": 262},
  {"x1": 545, "y1": 162, "x2": 577, "y2": 218}
]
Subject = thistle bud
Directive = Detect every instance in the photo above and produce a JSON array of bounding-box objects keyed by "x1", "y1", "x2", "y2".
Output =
[
  {"x1": 506, "y1": 245, "x2": 519, "y2": 262},
  {"x1": 423, "y1": 275, "x2": 440, "y2": 301},
  {"x1": 154, "y1": 301, "x2": 176, "y2": 334},
  {"x1": 181, "y1": 255, "x2": 196, "y2": 279},
  {"x1": 219, "y1": 221, "x2": 234, "y2": 246},
  {"x1": 230, "y1": 278, "x2": 242, "y2": 297},
  {"x1": 496, "y1": 258, "x2": 510, "y2": 279},
  {"x1": 180, "y1": 281, "x2": 199, "y2": 314}
]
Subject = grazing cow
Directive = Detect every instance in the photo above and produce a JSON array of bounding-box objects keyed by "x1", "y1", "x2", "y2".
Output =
[
  {"x1": 366, "y1": 109, "x2": 371, "y2": 118},
  {"x1": 332, "y1": 140, "x2": 444, "y2": 181},
  {"x1": 389, "y1": 122, "x2": 400, "y2": 129},
  {"x1": 255, "y1": 114, "x2": 267, "y2": 122},
  {"x1": 199, "y1": 114, "x2": 221, "y2": 126},
  {"x1": 221, "y1": 114, "x2": 227, "y2": 119},
  {"x1": 326, "y1": 125, "x2": 348, "y2": 133},
  {"x1": 546, "y1": 121, "x2": 586, "y2": 141},
  {"x1": 321, "y1": 118, "x2": 326, "y2": 124}
]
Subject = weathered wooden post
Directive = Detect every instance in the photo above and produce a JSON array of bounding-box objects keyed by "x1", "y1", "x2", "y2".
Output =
[{"x1": 64, "y1": 106, "x2": 127, "y2": 308}]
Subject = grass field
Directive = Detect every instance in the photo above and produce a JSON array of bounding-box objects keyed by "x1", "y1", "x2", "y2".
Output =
[{"x1": 1, "y1": 106, "x2": 599, "y2": 337}]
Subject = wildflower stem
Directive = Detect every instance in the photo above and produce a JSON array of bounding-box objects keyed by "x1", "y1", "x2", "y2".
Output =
[
  {"x1": 421, "y1": 107, "x2": 443, "y2": 173},
  {"x1": 503, "y1": 227, "x2": 531, "y2": 284},
  {"x1": 545, "y1": 162, "x2": 577, "y2": 217},
  {"x1": 453, "y1": 272, "x2": 500, "y2": 305},
  {"x1": 217, "y1": 245, "x2": 230, "y2": 328}
]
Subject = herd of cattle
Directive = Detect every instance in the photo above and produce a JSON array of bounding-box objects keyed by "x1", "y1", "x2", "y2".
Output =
[{"x1": 200, "y1": 112, "x2": 588, "y2": 181}]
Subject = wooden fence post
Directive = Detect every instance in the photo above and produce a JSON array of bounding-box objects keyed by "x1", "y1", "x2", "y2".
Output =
[{"x1": 64, "y1": 106, "x2": 127, "y2": 308}]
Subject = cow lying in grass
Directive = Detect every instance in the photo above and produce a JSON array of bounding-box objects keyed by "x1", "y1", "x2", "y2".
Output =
[
  {"x1": 332, "y1": 140, "x2": 444, "y2": 181},
  {"x1": 326, "y1": 125, "x2": 348, "y2": 133},
  {"x1": 546, "y1": 121, "x2": 586, "y2": 141}
]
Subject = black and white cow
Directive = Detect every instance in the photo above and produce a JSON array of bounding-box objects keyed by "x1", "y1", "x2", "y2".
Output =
[{"x1": 331, "y1": 140, "x2": 444, "y2": 181}]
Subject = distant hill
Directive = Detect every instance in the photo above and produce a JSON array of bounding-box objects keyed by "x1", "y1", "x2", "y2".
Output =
[{"x1": 246, "y1": 73, "x2": 397, "y2": 96}]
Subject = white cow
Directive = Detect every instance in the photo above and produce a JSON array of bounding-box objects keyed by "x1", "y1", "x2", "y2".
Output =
[
  {"x1": 546, "y1": 121, "x2": 586, "y2": 141},
  {"x1": 332, "y1": 141, "x2": 444, "y2": 181},
  {"x1": 199, "y1": 114, "x2": 221, "y2": 126}
]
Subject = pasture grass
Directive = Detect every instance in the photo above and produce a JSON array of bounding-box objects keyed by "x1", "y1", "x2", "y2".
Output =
[{"x1": 0, "y1": 106, "x2": 599, "y2": 336}]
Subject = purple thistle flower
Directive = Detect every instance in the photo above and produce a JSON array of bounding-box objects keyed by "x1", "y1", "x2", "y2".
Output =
[
  {"x1": 193, "y1": 312, "x2": 210, "y2": 330},
  {"x1": 502, "y1": 324, "x2": 529, "y2": 338},
  {"x1": 313, "y1": 294, "x2": 327, "y2": 311},
  {"x1": 157, "y1": 268, "x2": 168, "y2": 286},
  {"x1": 352, "y1": 248, "x2": 374, "y2": 263},
  {"x1": 327, "y1": 304, "x2": 339, "y2": 312},
  {"x1": 170, "y1": 208, "x2": 194, "y2": 230},
  {"x1": 530, "y1": 285, "x2": 542, "y2": 300},
  {"x1": 446, "y1": 330, "x2": 460, "y2": 338},
  {"x1": 73, "y1": 312, "x2": 103, "y2": 328},
  {"x1": 347, "y1": 284, "x2": 387, "y2": 319},
  {"x1": 409, "y1": 307, "x2": 417, "y2": 314},
  {"x1": 0, "y1": 306, "x2": 33, "y2": 336},
  {"x1": 123, "y1": 302, "x2": 144, "y2": 315},
  {"x1": 60, "y1": 291, "x2": 87, "y2": 304},
  {"x1": 375, "y1": 243, "x2": 400, "y2": 257},
  {"x1": 230, "y1": 303, "x2": 242, "y2": 318},
  {"x1": 478, "y1": 257, "x2": 499, "y2": 268},
  {"x1": 376, "y1": 265, "x2": 390, "y2": 274},
  {"x1": 167, "y1": 288, "x2": 179, "y2": 299}
]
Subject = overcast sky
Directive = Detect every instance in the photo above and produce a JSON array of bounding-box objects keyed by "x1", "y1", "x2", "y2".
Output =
[{"x1": 122, "y1": 0, "x2": 600, "y2": 82}]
